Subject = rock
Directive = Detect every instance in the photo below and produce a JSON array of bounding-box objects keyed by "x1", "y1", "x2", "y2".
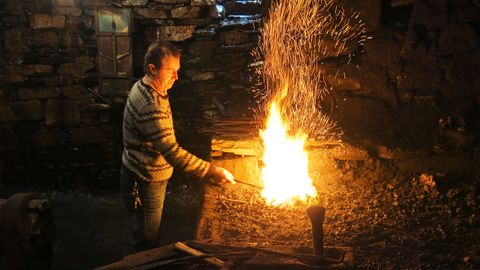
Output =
[
  {"x1": 119, "y1": 0, "x2": 149, "y2": 6},
  {"x1": 364, "y1": 32, "x2": 401, "y2": 67},
  {"x1": 0, "y1": 127, "x2": 20, "y2": 151},
  {"x1": 209, "y1": 5, "x2": 225, "y2": 19},
  {"x1": 18, "y1": 87, "x2": 61, "y2": 99},
  {"x1": 24, "y1": 65, "x2": 54, "y2": 75},
  {"x1": 395, "y1": 63, "x2": 442, "y2": 91},
  {"x1": 456, "y1": 6, "x2": 480, "y2": 23},
  {"x1": 146, "y1": 25, "x2": 196, "y2": 42},
  {"x1": 31, "y1": 14, "x2": 65, "y2": 29},
  {"x1": 191, "y1": 0, "x2": 215, "y2": 6},
  {"x1": 70, "y1": 125, "x2": 113, "y2": 144},
  {"x1": 52, "y1": 7, "x2": 82, "y2": 16},
  {"x1": 436, "y1": 23, "x2": 479, "y2": 56},
  {"x1": 325, "y1": 76, "x2": 361, "y2": 91},
  {"x1": 3, "y1": 28, "x2": 30, "y2": 55},
  {"x1": 61, "y1": 85, "x2": 92, "y2": 98},
  {"x1": 218, "y1": 30, "x2": 250, "y2": 45},
  {"x1": 0, "y1": 104, "x2": 16, "y2": 122},
  {"x1": 329, "y1": 143, "x2": 370, "y2": 161},
  {"x1": 10, "y1": 100, "x2": 44, "y2": 121},
  {"x1": 82, "y1": 0, "x2": 111, "y2": 6},
  {"x1": 152, "y1": 0, "x2": 189, "y2": 4},
  {"x1": 45, "y1": 99, "x2": 81, "y2": 126},
  {"x1": 171, "y1": 6, "x2": 201, "y2": 19},
  {"x1": 352, "y1": 0, "x2": 382, "y2": 32},
  {"x1": 65, "y1": 16, "x2": 82, "y2": 32},
  {"x1": 32, "y1": 31, "x2": 61, "y2": 47},
  {"x1": 134, "y1": 8, "x2": 169, "y2": 19},
  {"x1": 51, "y1": 0, "x2": 81, "y2": 6},
  {"x1": 189, "y1": 40, "x2": 216, "y2": 58},
  {"x1": 409, "y1": 0, "x2": 448, "y2": 30},
  {"x1": 30, "y1": 128, "x2": 68, "y2": 147},
  {"x1": 58, "y1": 58, "x2": 95, "y2": 75},
  {"x1": 192, "y1": 71, "x2": 215, "y2": 81}
]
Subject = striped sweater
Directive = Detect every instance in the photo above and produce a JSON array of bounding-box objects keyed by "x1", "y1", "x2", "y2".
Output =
[{"x1": 122, "y1": 80, "x2": 211, "y2": 182}]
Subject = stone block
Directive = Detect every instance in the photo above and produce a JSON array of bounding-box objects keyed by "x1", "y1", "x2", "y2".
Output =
[
  {"x1": 191, "y1": 0, "x2": 215, "y2": 6},
  {"x1": 52, "y1": 7, "x2": 82, "y2": 16},
  {"x1": 218, "y1": 30, "x2": 250, "y2": 45},
  {"x1": 51, "y1": 0, "x2": 81, "y2": 6},
  {"x1": 191, "y1": 71, "x2": 215, "y2": 81},
  {"x1": 61, "y1": 85, "x2": 92, "y2": 98},
  {"x1": 32, "y1": 31, "x2": 61, "y2": 47},
  {"x1": 456, "y1": 7, "x2": 480, "y2": 23},
  {"x1": 3, "y1": 28, "x2": 31, "y2": 55},
  {"x1": 82, "y1": 0, "x2": 111, "y2": 6},
  {"x1": 395, "y1": 63, "x2": 442, "y2": 91},
  {"x1": 188, "y1": 40, "x2": 216, "y2": 57},
  {"x1": 31, "y1": 14, "x2": 65, "y2": 29},
  {"x1": 0, "y1": 74, "x2": 26, "y2": 83},
  {"x1": 45, "y1": 99, "x2": 81, "y2": 126},
  {"x1": 153, "y1": 0, "x2": 189, "y2": 4},
  {"x1": 212, "y1": 156, "x2": 259, "y2": 184},
  {"x1": 30, "y1": 128, "x2": 68, "y2": 147},
  {"x1": 409, "y1": 0, "x2": 448, "y2": 30},
  {"x1": 18, "y1": 87, "x2": 61, "y2": 99},
  {"x1": 120, "y1": 0, "x2": 149, "y2": 6},
  {"x1": 209, "y1": 4, "x2": 225, "y2": 19},
  {"x1": 134, "y1": 8, "x2": 169, "y2": 19},
  {"x1": 23, "y1": 65, "x2": 54, "y2": 75},
  {"x1": 58, "y1": 58, "x2": 95, "y2": 75},
  {"x1": 10, "y1": 100, "x2": 44, "y2": 121},
  {"x1": 146, "y1": 25, "x2": 196, "y2": 42},
  {"x1": 0, "y1": 104, "x2": 16, "y2": 122},
  {"x1": 5, "y1": 0, "x2": 22, "y2": 13},
  {"x1": 66, "y1": 16, "x2": 82, "y2": 32},
  {"x1": 70, "y1": 125, "x2": 113, "y2": 144},
  {"x1": 171, "y1": 6, "x2": 201, "y2": 18},
  {"x1": 0, "y1": 127, "x2": 20, "y2": 151},
  {"x1": 436, "y1": 23, "x2": 479, "y2": 56}
]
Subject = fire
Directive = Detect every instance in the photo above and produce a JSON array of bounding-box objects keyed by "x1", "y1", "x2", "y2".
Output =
[{"x1": 260, "y1": 101, "x2": 316, "y2": 206}]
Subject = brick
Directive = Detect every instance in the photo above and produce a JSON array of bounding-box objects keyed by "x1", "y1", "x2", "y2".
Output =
[
  {"x1": 52, "y1": 7, "x2": 82, "y2": 16},
  {"x1": 171, "y1": 6, "x2": 201, "y2": 18},
  {"x1": 45, "y1": 99, "x2": 81, "y2": 126},
  {"x1": 0, "y1": 127, "x2": 20, "y2": 151},
  {"x1": 31, "y1": 14, "x2": 66, "y2": 29},
  {"x1": 10, "y1": 100, "x2": 44, "y2": 121}
]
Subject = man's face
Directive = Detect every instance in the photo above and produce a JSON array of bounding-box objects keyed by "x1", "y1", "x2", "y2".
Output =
[{"x1": 150, "y1": 55, "x2": 180, "y2": 92}]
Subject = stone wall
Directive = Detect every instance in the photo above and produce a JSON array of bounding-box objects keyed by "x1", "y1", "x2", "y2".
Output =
[
  {"x1": 0, "y1": 0, "x2": 479, "y2": 186},
  {"x1": 0, "y1": 0, "x2": 262, "y2": 186}
]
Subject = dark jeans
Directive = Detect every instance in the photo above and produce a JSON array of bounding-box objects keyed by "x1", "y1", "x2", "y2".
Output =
[{"x1": 120, "y1": 165, "x2": 169, "y2": 251}]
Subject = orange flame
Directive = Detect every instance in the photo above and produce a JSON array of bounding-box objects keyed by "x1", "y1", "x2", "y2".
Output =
[{"x1": 260, "y1": 101, "x2": 317, "y2": 206}]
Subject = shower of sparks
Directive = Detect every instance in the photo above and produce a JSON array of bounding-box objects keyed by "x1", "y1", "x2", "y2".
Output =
[
  {"x1": 253, "y1": 0, "x2": 366, "y2": 139},
  {"x1": 254, "y1": 0, "x2": 366, "y2": 206}
]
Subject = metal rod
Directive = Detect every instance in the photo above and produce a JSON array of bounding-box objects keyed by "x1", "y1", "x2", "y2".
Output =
[
  {"x1": 306, "y1": 205, "x2": 325, "y2": 257},
  {"x1": 233, "y1": 178, "x2": 264, "y2": 189}
]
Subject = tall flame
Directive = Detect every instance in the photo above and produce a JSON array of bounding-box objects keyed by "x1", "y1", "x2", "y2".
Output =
[{"x1": 260, "y1": 101, "x2": 316, "y2": 206}]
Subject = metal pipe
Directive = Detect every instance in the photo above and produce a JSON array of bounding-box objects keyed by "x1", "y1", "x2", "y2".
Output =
[{"x1": 306, "y1": 205, "x2": 325, "y2": 257}]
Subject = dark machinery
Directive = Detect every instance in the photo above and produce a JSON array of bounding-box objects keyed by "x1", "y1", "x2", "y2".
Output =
[{"x1": 0, "y1": 193, "x2": 55, "y2": 270}]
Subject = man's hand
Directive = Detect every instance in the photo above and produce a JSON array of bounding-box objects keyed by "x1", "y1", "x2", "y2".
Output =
[{"x1": 210, "y1": 165, "x2": 236, "y2": 185}]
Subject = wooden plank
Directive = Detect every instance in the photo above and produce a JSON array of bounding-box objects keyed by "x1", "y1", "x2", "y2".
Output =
[
  {"x1": 94, "y1": 244, "x2": 177, "y2": 270},
  {"x1": 174, "y1": 242, "x2": 229, "y2": 269}
]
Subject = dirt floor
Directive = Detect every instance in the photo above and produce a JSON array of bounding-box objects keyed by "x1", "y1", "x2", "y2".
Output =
[{"x1": 1, "y1": 147, "x2": 479, "y2": 269}]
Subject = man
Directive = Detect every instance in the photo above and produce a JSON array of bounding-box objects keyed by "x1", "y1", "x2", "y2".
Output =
[{"x1": 121, "y1": 40, "x2": 235, "y2": 251}]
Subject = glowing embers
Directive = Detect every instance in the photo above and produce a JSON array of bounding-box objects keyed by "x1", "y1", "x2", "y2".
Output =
[{"x1": 260, "y1": 101, "x2": 316, "y2": 206}]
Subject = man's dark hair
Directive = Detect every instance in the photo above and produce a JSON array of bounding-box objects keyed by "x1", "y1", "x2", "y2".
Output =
[{"x1": 143, "y1": 40, "x2": 181, "y2": 73}]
